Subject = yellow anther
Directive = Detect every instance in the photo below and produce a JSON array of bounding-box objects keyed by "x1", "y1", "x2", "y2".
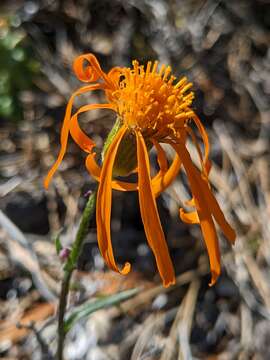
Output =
[
  {"x1": 180, "y1": 83, "x2": 193, "y2": 94},
  {"x1": 174, "y1": 77, "x2": 187, "y2": 89},
  {"x1": 163, "y1": 66, "x2": 171, "y2": 81},
  {"x1": 152, "y1": 61, "x2": 159, "y2": 74}
]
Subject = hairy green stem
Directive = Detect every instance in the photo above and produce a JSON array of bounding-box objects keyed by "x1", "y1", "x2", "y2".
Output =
[{"x1": 57, "y1": 189, "x2": 97, "y2": 360}]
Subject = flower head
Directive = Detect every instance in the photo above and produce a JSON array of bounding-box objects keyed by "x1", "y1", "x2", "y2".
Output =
[{"x1": 45, "y1": 53, "x2": 236, "y2": 287}]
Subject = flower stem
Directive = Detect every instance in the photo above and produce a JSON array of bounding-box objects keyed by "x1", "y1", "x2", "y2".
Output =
[{"x1": 57, "y1": 189, "x2": 97, "y2": 360}]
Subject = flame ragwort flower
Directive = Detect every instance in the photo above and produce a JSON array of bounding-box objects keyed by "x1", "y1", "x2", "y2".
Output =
[{"x1": 44, "y1": 53, "x2": 236, "y2": 287}]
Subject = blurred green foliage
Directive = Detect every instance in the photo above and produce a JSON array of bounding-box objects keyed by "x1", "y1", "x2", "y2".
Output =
[{"x1": 0, "y1": 15, "x2": 40, "y2": 121}]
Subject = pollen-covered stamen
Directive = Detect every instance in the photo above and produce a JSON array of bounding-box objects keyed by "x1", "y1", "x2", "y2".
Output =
[{"x1": 111, "y1": 60, "x2": 194, "y2": 138}]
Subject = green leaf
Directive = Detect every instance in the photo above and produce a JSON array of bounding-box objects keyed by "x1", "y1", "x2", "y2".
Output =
[
  {"x1": 64, "y1": 288, "x2": 139, "y2": 334},
  {"x1": 54, "y1": 231, "x2": 63, "y2": 255}
]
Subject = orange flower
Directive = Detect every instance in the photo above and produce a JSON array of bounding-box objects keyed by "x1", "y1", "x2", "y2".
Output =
[{"x1": 44, "y1": 53, "x2": 236, "y2": 287}]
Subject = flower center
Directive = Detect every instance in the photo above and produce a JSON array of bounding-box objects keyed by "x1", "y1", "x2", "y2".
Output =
[{"x1": 112, "y1": 60, "x2": 194, "y2": 139}]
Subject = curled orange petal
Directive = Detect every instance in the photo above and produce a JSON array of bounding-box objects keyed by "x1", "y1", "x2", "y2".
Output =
[
  {"x1": 44, "y1": 83, "x2": 103, "y2": 189},
  {"x1": 179, "y1": 208, "x2": 199, "y2": 224},
  {"x1": 96, "y1": 125, "x2": 131, "y2": 275},
  {"x1": 190, "y1": 113, "x2": 211, "y2": 173},
  {"x1": 136, "y1": 131, "x2": 175, "y2": 287},
  {"x1": 69, "y1": 103, "x2": 115, "y2": 153},
  {"x1": 73, "y1": 53, "x2": 115, "y2": 89},
  {"x1": 73, "y1": 54, "x2": 100, "y2": 83}
]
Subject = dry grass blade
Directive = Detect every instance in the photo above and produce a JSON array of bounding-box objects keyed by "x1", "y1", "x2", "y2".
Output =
[
  {"x1": 178, "y1": 280, "x2": 200, "y2": 360},
  {"x1": 0, "y1": 210, "x2": 56, "y2": 301},
  {"x1": 130, "y1": 313, "x2": 165, "y2": 360},
  {"x1": 160, "y1": 279, "x2": 200, "y2": 360},
  {"x1": 240, "y1": 303, "x2": 253, "y2": 352},
  {"x1": 213, "y1": 121, "x2": 257, "y2": 221},
  {"x1": 111, "y1": 262, "x2": 208, "y2": 317},
  {"x1": 243, "y1": 253, "x2": 270, "y2": 312}
]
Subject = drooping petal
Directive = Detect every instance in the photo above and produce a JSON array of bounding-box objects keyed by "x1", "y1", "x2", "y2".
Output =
[
  {"x1": 179, "y1": 124, "x2": 208, "y2": 225},
  {"x1": 44, "y1": 83, "x2": 103, "y2": 189},
  {"x1": 85, "y1": 152, "x2": 101, "y2": 179},
  {"x1": 172, "y1": 142, "x2": 221, "y2": 285},
  {"x1": 191, "y1": 164, "x2": 236, "y2": 244},
  {"x1": 186, "y1": 126, "x2": 205, "y2": 174},
  {"x1": 196, "y1": 205, "x2": 221, "y2": 286},
  {"x1": 86, "y1": 152, "x2": 138, "y2": 191},
  {"x1": 152, "y1": 151, "x2": 182, "y2": 197},
  {"x1": 96, "y1": 125, "x2": 131, "y2": 275},
  {"x1": 85, "y1": 141, "x2": 181, "y2": 195},
  {"x1": 152, "y1": 139, "x2": 168, "y2": 174},
  {"x1": 171, "y1": 138, "x2": 236, "y2": 244},
  {"x1": 175, "y1": 129, "x2": 235, "y2": 243},
  {"x1": 70, "y1": 103, "x2": 116, "y2": 153},
  {"x1": 179, "y1": 122, "x2": 211, "y2": 221},
  {"x1": 150, "y1": 138, "x2": 182, "y2": 198},
  {"x1": 136, "y1": 131, "x2": 175, "y2": 287},
  {"x1": 191, "y1": 113, "x2": 211, "y2": 173}
]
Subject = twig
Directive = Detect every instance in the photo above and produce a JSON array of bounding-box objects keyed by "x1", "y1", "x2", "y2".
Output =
[
  {"x1": 17, "y1": 321, "x2": 54, "y2": 360},
  {"x1": 56, "y1": 189, "x2": 97, "y2": 360},
  {"x1": 178, "y1": 279, "x2": 200, "y2": 360},
  {"x1": 240, "y1": 303, "x2": 253, "y2": 351}
]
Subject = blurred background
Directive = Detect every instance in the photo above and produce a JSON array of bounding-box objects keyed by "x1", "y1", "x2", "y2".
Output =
[{"x1": 0, "y1": 0, "x2": 269, "y2": 359}]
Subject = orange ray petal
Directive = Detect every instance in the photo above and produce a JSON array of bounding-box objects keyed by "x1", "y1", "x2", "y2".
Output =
[
  {"x1": 152, "y1": 151, "x2": 182, "y2": 197},
  {"x1": 86, "y1": 152, "x2": 138, "y2": 191},
  {"x1": 196, "y1": 206, "x2": 221, "y2": 286},
  {"x1": 190, "y1": 113, "x2": 211, "y2": 173},
  {"x1": 172, "y1": 142, "x2": 221, "y2": 285},
  {"x1": 191, "y1": 164, "x2": 236, "y2": 244},
  {"x1": 73, "y1": 54, "x2": 100, "y2": 83},
  {"x1": 85, "y1": 152, "x2": 101, "y2": 180},
  {"x1": 69, "y1": 103, "x2": 115, "y2": 153},
  {"x1": 175, "y1": 131, "x2": 235, "y2": 244},
  {"x1": 96, "y1": 125, "x2": 131, "y2": 275},
  {"x1": 186, "y1": 126, "x2": 205, "y2": 174},
  {"x1": 85, "y1": 141, "x2": 181, "y2": 195},
  {"x1": 185, "y1": 198, "x2": 195, "y2": 207},
  {"x1": 179, "y1": 208, "x2": 199, "y2": 224},
  {"x1": 169, "y1": 134, "x2": 235, "y2": 245},
  {"x1": 44, "y1": 83, "x2": 103, "y2": 189},
  {"x1": 73, "y1": 54, "x2": 115, "y2": 89},
  {"x1": 136, "y1": 131, "x2": 175, "y2": 287},
  {"x1": 152, "y1": 139, "x2": 168, "y2": 174}
]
